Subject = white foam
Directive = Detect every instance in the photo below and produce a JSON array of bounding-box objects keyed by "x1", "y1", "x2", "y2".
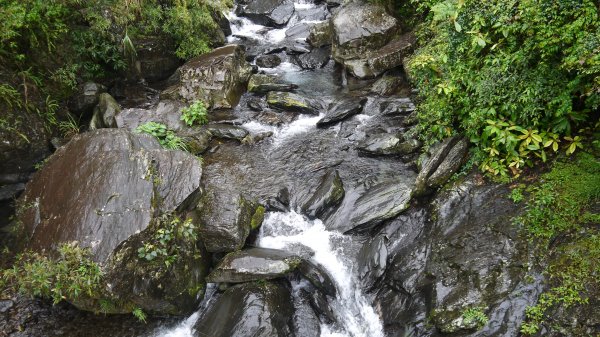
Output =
[
  {"x1": 271, "y1": 113, "x2": 323, "y2": 146},
  {"x1": 258, "y1": 211, "x2": 385, "y2": 337},
  {"x1": 148, "y1": 312, "x2": 198, "y2": 337}
]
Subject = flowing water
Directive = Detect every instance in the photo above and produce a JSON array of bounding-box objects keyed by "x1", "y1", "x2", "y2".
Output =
[{"x1": 149, "y1": 2, "x2": 391, "y2": 336}]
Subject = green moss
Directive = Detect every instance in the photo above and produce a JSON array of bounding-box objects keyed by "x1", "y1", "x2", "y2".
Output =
[
  {"x1": 517, "y1": 152, "x2": 600, "y2": 335},
  {"x1": 250, "y1": 205, "x2": 266, "y2": 230}
]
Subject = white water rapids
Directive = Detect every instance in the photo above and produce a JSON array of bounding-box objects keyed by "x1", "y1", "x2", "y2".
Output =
[{"x1": 148, "y1": 1, "x2": 386, "y2": 336}]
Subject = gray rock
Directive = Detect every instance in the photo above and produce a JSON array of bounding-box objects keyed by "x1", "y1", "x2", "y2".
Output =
[
  {"x1": 297, "y1": 260, "x2": 337, "y2": 296},
  {"x1": 380, "y1": 97, "x2": 415, "y2": 116},
  {"x1": 307, "y1": 21, "x2": 332, "y2": 48},
  {"x1": 0, "y1": 183, "x2": 25, "y2": 202},
  {"x1": 371, "y1": 75, "x2": 404, "y2": 96},
  {"x1": 238, "y1": 0, "x2": 295, "y2": 28},
  {"x1": 348, "y1": 178, "x2": 414, "y2": 233},
  {"x1": 256, "y1": 54, "x2": 282, "y2": 68},
  {"x1": 116, "y1": 100, "x2": 187, "y2": 132},
  {"x1": 162, "y1": 45, "x2": 252, "y2": 109},
  {"x1": 206, "y1": 124, "x2": 249, "y2": 141},
  {"x1": 292, "y1": 46, "x2": 331, "y2": 70},
  {"x1": 331, "y1": 2, "x2": 398, "y2": 62},
  {"x1": 301, "y1": 170, "x2": 344, "y2": 219},
  {"x1": 266, "y1": 91, "x2": 323, "y2": 114},
  {"x1": 292, "y1": 293, "x2": 321, "y2": 337},
  {"x1": 317, "y1": 97, "x2": 365, "y2": 127},
  {"x1": 132, "y1": 35, "x2": 181, "y2": 83},
  {"x1": 285, "y1": 23, "x2": 312, "y2": 40},
  {"x1": 414, "y1": 136, "x2": 469, "y2": 196},
  {"x1": 197, "y1": 193, "x2": 263, "y2": 252},
  {"x1": 68, "y1": 82, "x2": 107, "y2": 117},
  {"x1": 207, "y1": 247, "x2": 302, "y2": 283},
  {"x1": 194, "y1": 282, "x2": 295, "y2": 337},
  {"x1": 301, "y1": 288, "x2": 336, "y2": 324},
  {"x1": 90, "y1": 93, "x2": 121, "y2": 129},
  {"x1": 344, "y1": 33, "x2": 416, "y2": 79},
  {"x1": 297, "y1": 4, "x2": 329, "y2": 22},
  {"x1": 248, "y1": 74, "x2": 298, "y2": 94},
  {"x1": 0, "y1": 299, "x2": 14, "y2": 313},
  {"x1": 18, "y1": 129, "x2": 207, "y2": 315}
]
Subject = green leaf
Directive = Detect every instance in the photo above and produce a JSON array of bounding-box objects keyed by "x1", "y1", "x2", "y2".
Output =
[{"x1": 454, "y1": 20, "x2": 462, "y2": 32}]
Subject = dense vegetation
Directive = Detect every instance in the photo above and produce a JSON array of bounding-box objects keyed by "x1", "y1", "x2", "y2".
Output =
[
  {"x1": 395, "y1": 0, "x2": 599, "y2": 177},
  {"x1": 0, "y1": 0, "x2": 230, "y2": 133},
  {"x1": 514, "y1": 152, "x2": 600, "y2": 334}
]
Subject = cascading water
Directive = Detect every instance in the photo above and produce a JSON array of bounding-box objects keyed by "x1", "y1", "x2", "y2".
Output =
[{"x1": 149, "y1": 1, "x2": 387, "y2": 336}]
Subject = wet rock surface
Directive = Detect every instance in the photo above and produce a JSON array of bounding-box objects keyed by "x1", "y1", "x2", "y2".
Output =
[
  {"x1": 207, "y1": 247, "x2": 302, "y2": 283},
  {"x1": 193, "y1": 282, "x2": 295, "y2": 337},
  {"x1": 237, "y1": 0, "x2": 295, "y2": 27},
  {"x1": 162, "y1": 45, "x2": 252, "y2": 109},
  {"x1": 266, "y1": 91, "x2": 324, "y2": 114}
]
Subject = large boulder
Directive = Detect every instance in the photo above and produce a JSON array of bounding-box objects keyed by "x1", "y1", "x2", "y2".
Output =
[
  {"x1": 266, "y1": 92, "x2": 324, "y2": 114},
  {"x1": 89, "y1": 93, "x2": 121, "y2": 129},
  {"x1": 248, "y1": 74, "x2": 298, "y2": 94},
  {"x1": 331, "y1": 2, "x2": 398, "y2": 62},
  {"x1": 68, "y1": 82, "x2": 107, "y2": 117},
  {"x1": 236, "y1": 0, "x2": 295, "y2": 28},
  {"x1": 162, "y1": 45, "x2": 253, "y2": 109},
  {"x1": 17, "y1": 129, "x2": 208, "y2": 315},
  {"x1": 414, "y1": 136, "x2": 469, "y2": 197},
  {"x1": 207, "y1": 247, "x2": 302, "y2": 283},
  {"x1": 344, "y1": 33, "x2": 416, "y2": 79},
  {"x1": 357, "y1": 134, "x2": 421, "y2": 156},
  {"x1": 307, "y1": 21, "x2": 333, "y2": 48},
  {"x1": 316, "y1": 97, "x2": 366, "y2": 127},
  {"x1": 116, "y1": 100, "x2": 187, "y2": 132},
  {"x1": 196, "y1": 193, "x2": 264, "y2": 253},
  {"x1": 301, "y1": 170, "x2": 345, "y2": 219},
  {"x1": 193, "y1": 282, "x2": 295, "y2": 337},
  {"x1": 292, "y1": 46, "x2": 331, "y2": 70}
]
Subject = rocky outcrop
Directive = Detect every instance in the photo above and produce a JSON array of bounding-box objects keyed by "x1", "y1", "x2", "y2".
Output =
[
  {"x1": 116, "y1": 100, "x2": 187, "y2": 132},
  {"x1": 266, "y1": 91, "x2": 323, "y2": 114},
  {"x1": 248, "y1": 74, "x2": 298, "y2": 94},
  {"x1": 414, "y1": 136, "x2": 469, "y2": 197},
  {"x1": 194, "y1": 282, "x2": 295, "y2": 337},
  {"x1": 357, "y1": 134, "x2": 421, "y2": 156},
  {"x1": 197, "y1": 193, "x2": 264, "y2": 253},
  {"x1": 236, "y1": 0, "x2": 295, "y2": 28},
  {"x1": 301, "y1": 170, "x2": 344, "y2": 219},
  {"x1": 17, "y1": 129, "x2": 207, "y2": 315},
  {"x1": 292, "y1": 46, "x2": 331, "y2": 70},
  {"x1": 207, "y1": 247, "x2": 302, "y2": 283},
  {"x1": 256, "y1": 54, "x2": 282, "y2": 68},
  {"x1": 330, "y1": 3, "x2": 416, "y2": 79},
  {"x1": 307, "y1": 21, "x2": 332, "y2": 48},
  {"x1": 131, "y1": 35, "x2": 181, "y2": 83},
  {"x1": 317, "y1": 97, "x2": 366, "y2": 127},
  {"x1": 90, "y1": 93, "x2": 121, "y2": 129},
  {"x1": 371, "y1": 75, "x2": 404, "y2": 96},
  {"x1": 162, "y1": 45, "x2": 253, "y2": 109}
]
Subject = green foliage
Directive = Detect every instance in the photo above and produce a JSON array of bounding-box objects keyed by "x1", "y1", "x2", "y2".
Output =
[
  {"x1": 132, "y1": 307, "x2": 147, "y2": 323},
  {"x1": 516, "y1": 153, "x2": 600, "y2": 334},
  {"x1": 406, "y1": 0, "x2": 600, "y2": 176},
  {"x1": 136, "y1": 121, "x2": 187, "y2": 151},
  {"x1": 137, "y1": 214, "x2": 198, "y2": 267},
  {"x1": 509, "y1": 185, "x2": 524, "y2": 203},
  {"x1": 0, "y1": 243, "x2": 103, "y2": 304},
  {"x1": 461, "y1": 307, "x2": 488, "y2": 329},
  {"x1": 181, "y1": 100, "x2": 209, "y2": 126},
  {"x1": 58, "y1": 113, "x2": 80, "y2": 139}
]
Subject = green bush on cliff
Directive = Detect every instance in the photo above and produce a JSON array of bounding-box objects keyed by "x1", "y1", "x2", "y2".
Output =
[{"x1": 403, "y1": 0, "x2": 599, "y2": 176}]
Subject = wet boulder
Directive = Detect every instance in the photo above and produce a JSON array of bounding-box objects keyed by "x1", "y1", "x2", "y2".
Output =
[
  {"x1": 285, "y1": 23, "x2": 312, "y2": 41},
  {"x1": 194, "y1": 282, "x2": 295, "y2": 337},
  {"x1": 297, "y1": 260, "x2": 336, "y2": 296},
  {"x1": 414, "y1": 136, "x2": 469, "y2": 197},
  {"x1": 256, "y1": 54, "x2": 282, "y2": 68},
  {"x1": 317, "y1": 97, "x2": 366, "y2": 127},
  {"x1": 331, "y1": 2, "x2": 398, "y2": 62},
  {"x1": 301, "y1": 170, "x2": 345, "y2": 219},
  {"x1": 68, "y1": 82, "x2": 107, "y2": 117},
  {"x1": 371, "y1": 75, "x2": 404, "y2": 96},
  {"x1": 343, "y1": 33, "x2": 416, "y2": 79},
  {"x1": 266, "y1": 91, "x2": 323, "y2": 114},
  {"x1": 17, "y1": 129, "x2": 208, "y2": 315},
  {"x1": 292, "y1": 292, "x2": 321, "y2": 337},
  {"x1": 237, "y1": 0, "x2": 295, "y2": 28},
  {"x1": 89, "y1": 93, "x2": 121, "y2": 129},
  {"x1": 206, "y1": 124, "x2": 249, "y2": 142},
  {"x1": 357, "y1": 134, "x2": 421, "y2": 156},
  {"x1": 307, "y1": 21, "x2": 333, "y2": 48},
  {"x1": 162, "y1": 45, "x2": 253, "y2": 109},
  {"x1": 197, "y1": 193, "x2": 264, "y2": 252},
  {"x1": 248, "y1": 74, "x2": 298, "y2": 94},
  {"x1": 207, "y1": 247, "x2": 302, "y2": 283},
  {"x1": 292, "y1": 46, "x2": 331, "y2": 70},
  {"x1": 116, "y1": 100, "x2": 187, "y2": 132}
]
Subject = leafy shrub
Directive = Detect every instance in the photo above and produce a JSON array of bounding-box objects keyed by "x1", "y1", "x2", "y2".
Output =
[
  {"x1": 181, "y1": 100, "x2": 209, "y2": 126},
  {"x1": 0, "y1": 243, "x2": 103, "y2": 304},
  {"x1": 405, "y1": 0, "x2": 600, "y2": 176},
  {"x1": 137, "y1": 214, "x2": 198, "y2": 267},
  {"x1": 136, "y1": 121, "x2": 187, "y2": 151},
  {"x1": 461, "y1": 307, "x2": 488, "y2": 330}
]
